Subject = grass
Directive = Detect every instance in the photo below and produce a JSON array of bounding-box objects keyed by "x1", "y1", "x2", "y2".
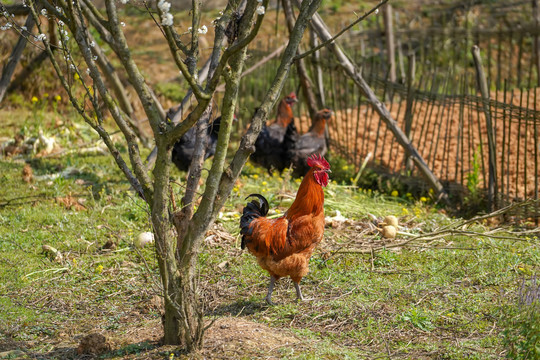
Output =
[{"x1": 1, "y1": 109, "x2": 539, "y2": 359}]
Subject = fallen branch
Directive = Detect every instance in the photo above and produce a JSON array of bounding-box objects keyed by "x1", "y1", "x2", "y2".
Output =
[{"x1": 329, "y1": 200, "x2": 539, "y2": 255}]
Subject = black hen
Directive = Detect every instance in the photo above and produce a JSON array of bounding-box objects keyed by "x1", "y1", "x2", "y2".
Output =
[
  {"x1": 288, "y1": 109, "x2": 333, "y2": 177},
  {"x1": 251, "y1": 92, "x2": 298, "y2": 172},
  {"x1": 171, "y1": 116, "x2": 222, "y2": 172}
]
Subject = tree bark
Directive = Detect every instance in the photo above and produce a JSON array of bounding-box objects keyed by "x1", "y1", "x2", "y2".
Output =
[{"x1": 0, "y1": 15, "x2": 35, "y2": 104}]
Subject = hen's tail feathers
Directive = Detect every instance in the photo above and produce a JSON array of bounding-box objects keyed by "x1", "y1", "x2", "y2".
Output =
[
  {"x1": 240, "y1": 194, "x2": 269, "y2": 249},
  {"x1": 283, "y1": 121, "x2": 298, "y2": 152}
]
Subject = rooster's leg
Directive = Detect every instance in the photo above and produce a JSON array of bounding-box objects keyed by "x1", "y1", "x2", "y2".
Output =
[
  {"x1": 265, "y1": 276, "x2": 276, "y2": 305},
  {"x1": 294, "y1": 281, "x2": 304, "y2": 301}
]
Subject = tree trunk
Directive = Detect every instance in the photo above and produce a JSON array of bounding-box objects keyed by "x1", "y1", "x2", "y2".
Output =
[
  {"x1": 162, "y1": 269, "x2": 203, "y2": 349},
  {"x1": 0, "y1": 15, "x2": 35, "y2": 104}
]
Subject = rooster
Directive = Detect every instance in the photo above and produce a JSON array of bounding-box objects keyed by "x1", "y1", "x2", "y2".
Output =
[
  {"x1": 288, "y1": 109, "x2": 333, "y2": 177},
  {"x1": 240, "y1": 154, "x2": 331, "y2": 304},
  {"x1": 171, "y1": 116, "x2": 222, "y2": 172},
  {"x1": 250, "y1": 92, "x2": 298, "y2": 172}
]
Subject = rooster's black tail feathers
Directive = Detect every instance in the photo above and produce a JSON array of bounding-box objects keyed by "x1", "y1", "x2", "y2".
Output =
[{"x1": 240, "y1": 194, "x2": 269, "y2": 249}]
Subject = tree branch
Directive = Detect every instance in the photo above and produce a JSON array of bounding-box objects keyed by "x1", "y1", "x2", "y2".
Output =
[
  {"x1": 0, "y1": 14, "x2": 35, "y2": 104},
  {"x1": 26, "y1": 0, "x2": 146, "y2": 200},
  {"x1": 212, "y1": 0, "x2": 323, "y2": 218},
  {"x1": 294, "y1": 0, "x2": 389, "y2": 60}
]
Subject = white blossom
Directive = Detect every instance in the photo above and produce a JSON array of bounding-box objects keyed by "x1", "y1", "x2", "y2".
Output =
[
  {"x1": 90, "y1": 40, "x2": 96, "y2": 47},
  {"x1": 41, "y1": 8, "x2": 47, "y2": 16},
  {"x1": 158, "y1": 0, "x2": 171, "y2": 13},
  {"x1": 21, "y1": 26, "x2": 27, "y2": 31},
  {"x1": 120, "y1": 0, "x2": 129, "y2": 4},
  {"x1": 375, "y1": 8, "x2": 379, "y2": 15},
  {"x1": 37, "y1": 33, "x2": 46, "y2": 41},
  {"x1": 161, "y1": 13, "x2": 173, "y2": 26},
  {"x1": 69, "y1": 64, "x2": 75, "y2": 70},
  {"x1": 198, "y1": 25, "x2": 207, "y2": 34},
  {"x1": 256, "y1": 5, "x2": 265, "y2": 15},
  {"x1": 86, "y1": 68, "x2": 91, "y2": 75},
  {"x1": 93, "y1": 55, "x2": 98, "y2": 61},
  {"x1": 56, "y1": 6, "x2": 62, "y2": 13},
  {"x1": 58, "y1": 20, "x2": 64, "y2": 26},
  {"x1": 120, "y1": 21, "x2": 126, "y2": 27}
]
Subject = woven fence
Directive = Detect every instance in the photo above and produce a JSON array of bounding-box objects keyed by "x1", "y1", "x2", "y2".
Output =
[{"x1": 235, "y1": 1, "x2": 540, "y2": 217}]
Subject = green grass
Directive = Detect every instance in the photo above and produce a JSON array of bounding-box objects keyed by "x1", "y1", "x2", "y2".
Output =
[{"x1": 0, "y1": 110, "x2": 539, "y2": 359}]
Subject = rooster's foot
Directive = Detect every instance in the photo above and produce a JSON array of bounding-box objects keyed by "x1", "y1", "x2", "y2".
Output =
[{"x1": 265, "y1": 296, "x2": 276, "y2": 306}]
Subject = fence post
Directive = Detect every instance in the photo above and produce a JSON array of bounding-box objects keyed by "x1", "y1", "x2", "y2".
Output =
[
  {"x1": 533, "y1": 0, "x2": 540, "y2": 86},
  {"x1": 404, "y1": 52, "x2": 416, "y2": 171},
  {"x1": 382, "y1": 4, "x2": 396, "y2": 83},
  {"x1": 471, "y1": 45, "x2": 497, "y2": 211}
]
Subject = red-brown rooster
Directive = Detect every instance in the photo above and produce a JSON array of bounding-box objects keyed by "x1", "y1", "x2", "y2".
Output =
[
  {"x1": 240, "y1": 154, "x2": 331, "y2": 304},
  {"x1": 250, "y1": 92, "x2": 298, "y2": 172}
]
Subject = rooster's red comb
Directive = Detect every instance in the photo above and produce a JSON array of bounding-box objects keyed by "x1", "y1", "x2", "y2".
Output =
[{"x1": 307, "y1": 154, "x2": 330, "y2": 170}]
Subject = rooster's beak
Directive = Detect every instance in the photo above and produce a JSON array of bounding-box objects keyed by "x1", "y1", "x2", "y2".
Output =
[{"x1": 325, "y1": 169, "x2": 332, "y2": 173}]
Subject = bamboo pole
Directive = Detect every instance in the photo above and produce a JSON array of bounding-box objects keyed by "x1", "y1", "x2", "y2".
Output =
[
  {"x1": 382, "y1": 3, "x2": 396, "y2": 83},
  {"x1": 471, "y1": 45, "x2": 497, "y2": 211},
  {"x1": 534, "y1": 0, "x2": 540, "y2": 86},
  {"x1": 307, "y1": 9, "x2": 449, "y2": 202}
]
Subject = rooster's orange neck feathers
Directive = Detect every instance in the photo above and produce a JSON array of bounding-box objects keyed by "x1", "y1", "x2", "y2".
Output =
[{"x1": 286, "y1": 168, "x2": 325, "y2": 220}]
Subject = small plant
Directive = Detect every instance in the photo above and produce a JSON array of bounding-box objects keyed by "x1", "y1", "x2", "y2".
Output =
[
  {"x1": 374, "y1": 248, "x2": 397, "y2": 267},
  {"x1": 464, "y1": 147, "x2": 485, "y2": 210},
  {"x1": 400, "y1": 307, "x2": 435, "y2": 332}
]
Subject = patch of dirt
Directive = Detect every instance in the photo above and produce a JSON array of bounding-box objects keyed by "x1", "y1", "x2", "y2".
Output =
[{"x1": 202, "y1": 317, "x2": 305, "y2": 358}]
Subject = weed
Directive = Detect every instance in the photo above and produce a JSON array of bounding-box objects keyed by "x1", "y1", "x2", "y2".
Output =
[{"x1": 400, "y1": 307, "x2": 435, "y2": 332}]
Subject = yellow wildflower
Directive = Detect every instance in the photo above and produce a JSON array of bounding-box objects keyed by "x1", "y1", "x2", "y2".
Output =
[
  {"x1": 401, "y1": 208, "x2": 409, "y2": 215},
  {"x1": 74, "y1": 73, "x2": 80, "y2": 80},
  {"x1": 295, "y1": 178, "x2": 301, "y2": 184},
  {"x1": 252, "y1": 174, "x2": 259, "y2": 180},
  {"x1": 262, "y1": 181, "x2": 267, "y2": 186},
  {"x1": 391, "y1": 190, "x2": 399, "y2": 197},
  {"x1": 233, "y1": 187, "x2": 239, "y2": 193},
  {"x1": 420, "y1": 196, "x2": 428, "y2": 202},
  {"x1": 54, "y1": 95, "x2": 61, "y2": 102},
  {"x1": 31, "y1": 96, "x2": 38, "y2": 103},
  {"x1": 95, "y1": 264, "x2": 103, "y2": 274},
  {"x1": 43, "y1": 93, "x2": 49, "y2": 98},
  {"x1": 342, "y1": 165, "x2": 349, "y2": 170}
]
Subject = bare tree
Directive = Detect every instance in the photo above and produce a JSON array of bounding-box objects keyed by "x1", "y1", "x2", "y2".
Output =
[{"x1": 16, "y1": 0, "x2": 322, "y2": 351}]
